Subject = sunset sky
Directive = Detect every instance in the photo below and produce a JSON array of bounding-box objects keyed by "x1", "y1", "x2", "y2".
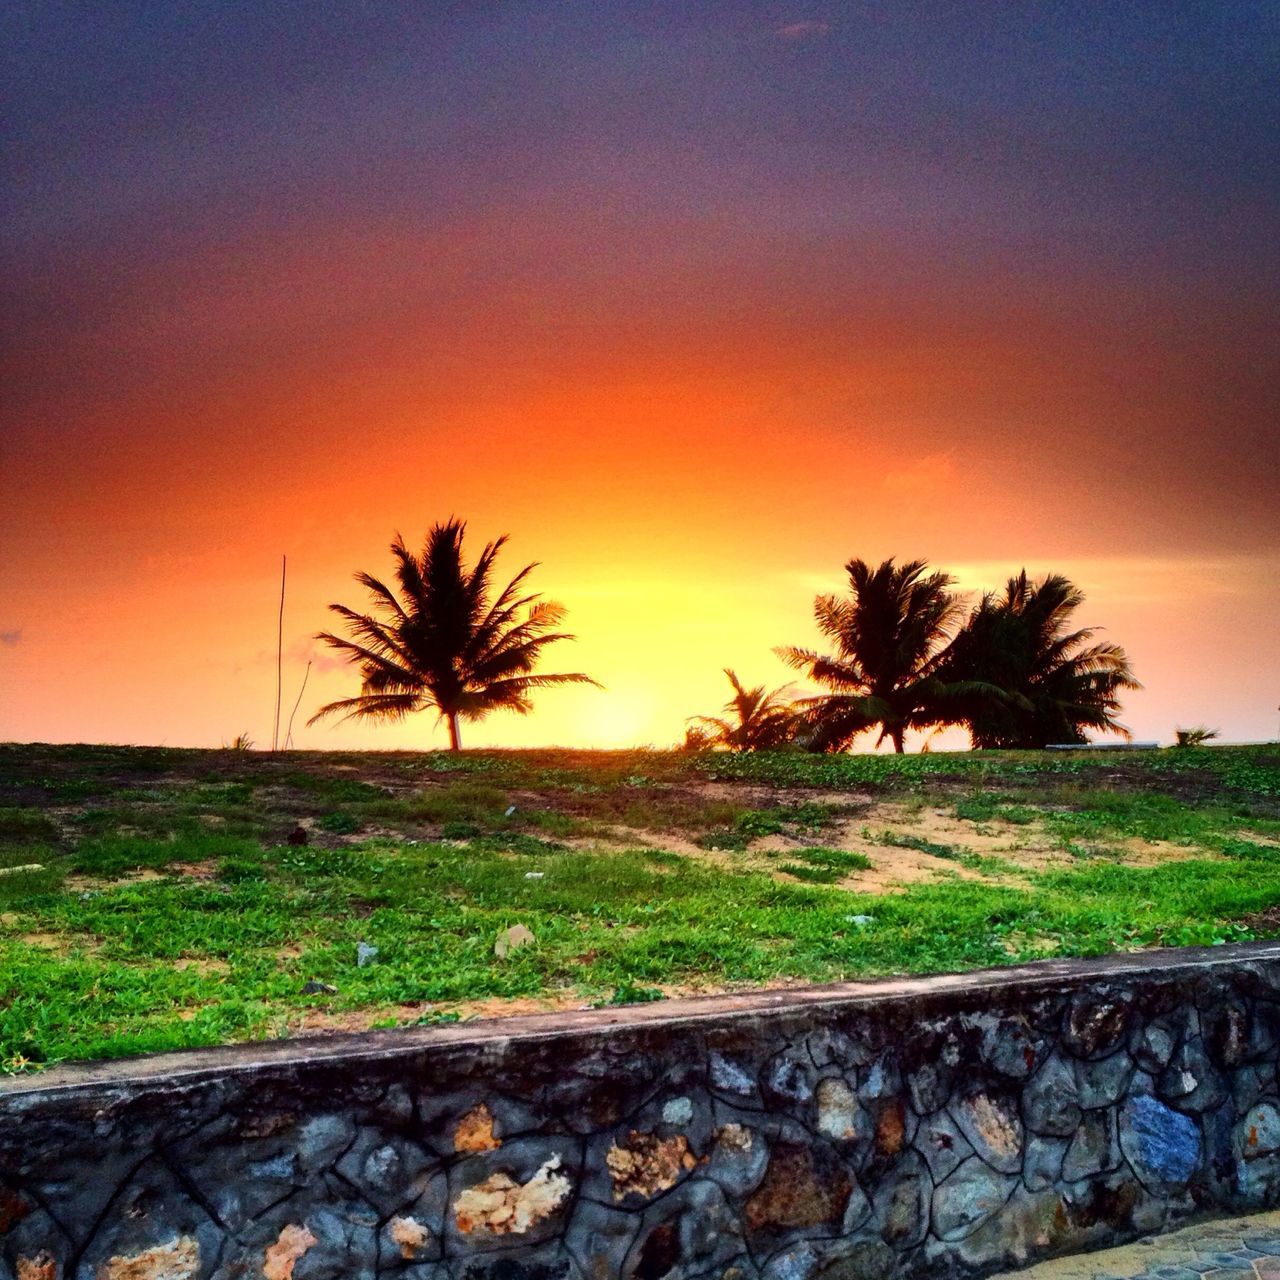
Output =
[{"x1": 2, "y1": 3, "x2": 1277, "y2": 751}]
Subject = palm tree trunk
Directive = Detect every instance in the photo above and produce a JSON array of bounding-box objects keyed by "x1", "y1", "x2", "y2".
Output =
[
  {"x1": 447, "y1": 714, "x2": 461, "y2": 752},
  {"x1": 890, "y1": 728, "x2": 905, "y2": 754}
]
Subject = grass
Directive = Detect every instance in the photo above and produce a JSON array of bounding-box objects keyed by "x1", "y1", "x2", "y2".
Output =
[{"x1": 0, "y1": 741, "x2": 1276, "y2": 1070}]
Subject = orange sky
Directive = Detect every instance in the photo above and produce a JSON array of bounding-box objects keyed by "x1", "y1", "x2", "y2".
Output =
[{"x1": 1, "y1": 6, "x2": 1277, "y2": 750}]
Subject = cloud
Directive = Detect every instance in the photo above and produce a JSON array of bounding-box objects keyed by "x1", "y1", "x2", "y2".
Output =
[
  {"x1": 777, "y1": 19, "x2": 830, "y2": 40},
  {"x1": 0, "y1": 629, "x2": 21, "y2": 646}
]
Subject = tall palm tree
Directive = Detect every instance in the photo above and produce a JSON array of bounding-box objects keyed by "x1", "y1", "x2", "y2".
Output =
[
  {"x1": 686, "y1": 669, "x2": 799, "y2": 752},
  {"x1": 779, "y1": 557, "x2": 977, "y2": 753},
  {"x1": 309, "y1": 519, "x2": 597, "y2": 750},
  {"x1": 939, "y1": 571, "x2": 1139, "y2": 748}
]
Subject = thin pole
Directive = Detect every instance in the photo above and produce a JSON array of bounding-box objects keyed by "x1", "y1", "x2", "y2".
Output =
[
  {"x1": 272, "y1": 555, "x2": 286, "y2": 752},
  {"x1": 284, "y1": 661, "x2": 312, "y2": 751}
]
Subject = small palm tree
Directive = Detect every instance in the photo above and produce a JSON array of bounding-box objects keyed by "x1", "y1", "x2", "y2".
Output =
[
  {"x1": 780, "y1": 558, "x2": 977, "y2": 753},
  {"x1": 309, "y1": 519, "x2": 597, "y2": 750},
  {"x1": 686, "y1": 669, "x2": 799, "y2": 752},
  {"x1": 1174, "y1": 725, "x2": 1219, "y2": 748},
  {"x1": 941, "y1": 571, "x2": 1139, "y2": 748}
]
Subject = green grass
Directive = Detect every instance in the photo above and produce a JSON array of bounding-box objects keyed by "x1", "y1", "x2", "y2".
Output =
[{"x1": 0, "y1": 741, "x2": 1275, "y2": 1070}]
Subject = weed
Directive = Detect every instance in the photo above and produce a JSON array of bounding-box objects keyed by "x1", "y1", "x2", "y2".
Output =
[{"x1": 318, "y1": 812, "x2": 361, "y2": 834}]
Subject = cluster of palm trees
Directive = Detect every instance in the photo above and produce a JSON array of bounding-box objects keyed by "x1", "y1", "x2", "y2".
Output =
[
  {"x1": 689, "y1": 559, "x2": 1138, "y2": 752},
  {"x1": 311, "y1": 520, "x2": 1138, "y2": 754}
]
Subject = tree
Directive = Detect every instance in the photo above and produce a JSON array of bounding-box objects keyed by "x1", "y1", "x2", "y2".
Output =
[
  {"x1": 779, "y1": 558, "x2": 978, "y2": 753},
  {"x1": 940, "y1": 571, "x2": 1139, "y2": 748},
  {"x1": 309, "y1": 519, "x2": 597, "y2": 750},
  {"x1": 1174, "y1": 725, "x2": 1219, "y2": 748},
  {"x1": 686, "y1": 669, "x2": 799, "y2": 752}
]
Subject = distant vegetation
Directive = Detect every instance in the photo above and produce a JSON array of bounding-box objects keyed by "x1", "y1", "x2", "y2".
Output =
[
  {"x1": 1176, "y1": 726, "x2": 1221, "y2": 748},
  {"x1": 692, "y1": 557, "x2": 1139, "y2": 753},
  {"x1": 684, "y1": 669, "x2": 800, "y2": 752}
]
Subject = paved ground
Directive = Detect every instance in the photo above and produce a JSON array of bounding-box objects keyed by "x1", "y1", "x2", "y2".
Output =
[{"x1": 994, "y1": 1210, "x2": 1280, "y2": 1280}]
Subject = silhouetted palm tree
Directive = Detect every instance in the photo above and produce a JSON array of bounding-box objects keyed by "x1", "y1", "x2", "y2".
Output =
[
  {"x1": 939, "y1": 571, "x2": 1139, "y2": 748},
  {"x1": 309, "y1": 519, "x2": 597, "y2": 750},
  {"x1": 686, "y1": 669, "x2": 799, "y2": 752},
  {"x1": 780, "y1": 558, "x2": 979, "y2": 753}
]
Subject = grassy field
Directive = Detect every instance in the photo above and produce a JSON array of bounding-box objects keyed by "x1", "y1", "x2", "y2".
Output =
[{"x1": 0, "y1": 741, "x2": 1278, "y2": 1071}]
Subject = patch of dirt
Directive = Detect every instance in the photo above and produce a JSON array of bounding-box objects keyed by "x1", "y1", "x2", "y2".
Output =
[
  {"x1": 1116, "y1": 837, "x2": 1226, "y2": 866},
  {"x1": 174, "y1": 859, "x2": 220, "y2": 880},
  {"x1": 65, "y1": 868, "x2": 167, "y2": 891},
  {"x1": 17, "y1": 933, "x2": 66, "y2": 952},
  {"x1": 173, "y1": 956, "x2": 230, "y2": 975}
]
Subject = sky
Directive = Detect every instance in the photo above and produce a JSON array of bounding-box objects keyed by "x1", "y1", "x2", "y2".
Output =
[{"x1": 1, "y1": 2, "x2": 1277, "y2": 751}]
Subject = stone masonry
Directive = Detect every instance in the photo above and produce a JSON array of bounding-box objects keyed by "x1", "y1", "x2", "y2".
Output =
[{"x1": 5, "y1": 943, "x2": 1280, "y2": 1280}]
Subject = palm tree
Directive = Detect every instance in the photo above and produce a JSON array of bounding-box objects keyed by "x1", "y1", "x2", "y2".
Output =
[
  {"x1": 939, "y1": 571, "x2": 1139, "y2": 748},
  {"x1": 779, "y1": 558, "x2": 976, "y2": 753},
  {"x1": 686, "y1": 669, "x2": 800, "y2": 752},
  {"x1": 1175, "y1": 725, "x2": 1219, "y2": 748},
  {"x1": 309, "y1": 519, "x2": 597, "y2": 750}
]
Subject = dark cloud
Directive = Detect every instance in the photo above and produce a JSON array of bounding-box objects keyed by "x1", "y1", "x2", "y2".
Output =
[{"x1": 0, "y1": 631, "x2": 22, "y2": 647}]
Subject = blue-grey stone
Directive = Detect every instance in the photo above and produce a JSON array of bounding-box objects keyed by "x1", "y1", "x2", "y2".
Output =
[
  {"x1": 73, "y1": 1157, "x2": 225, "y2": 1280},
  {"x1": 379, "y1": 1171, "x2": 448, "y2": 1266},
  {"x1": 871, "y1": 1151, "x2": 930, "y2": 1249},
  {"x1": 1023, "y1": 1053, "x2": 1082, "y2": 1137},
  {"x1": 705, "y1": 1122, "x2": 770, "y2": 1198},
  {"x1": 909, "y1": 1061, "x2": 952, "y2": 1114},
  {"x1": 981, "y1": 1015, "x2": 1040, "y2": 1079},
  {"x1": 763, "y1": 1240, "x2": 820, "y2": 1280},
  {"x1": 297, "y1": 1113, "x2": 357, "y2": 1171},
  {"x1": 764, "y1": 1051, "x2": 816, "y2": 1105},
  {"x1": 1158, "y1": 1037, "x2": 1227, "y2": 1113},
  {"x1": 1075, "y1": 1050, "x2": 1134, "y2": 1109},
  {"x1": 563, "y1": 1198, "x2": 641, "y2": 1280},
  {"x1": 805, "y1": 1025, "x2": 868, "y2": 1070},
  {"x1": 1235, "y1": 1099, "x2": 1280, "y2": 1160},
  {"x1": 858, "y1": 1056, "x2": 900, "y2": 1102},
  {"x1": 1135, "y1": 1021, "x2": 1179, "y2": 1073},
  {"x1": 1233, "y1": 1064, "x2": 1272, "y2": 1114},
  {"x1": 1120, "y1": 1094, "x2": 1201, "y2": 1188},
  {"x1": 247, "y1": 1152, "x2": 297, "y2": 1181},
  {"x1": 711, "y1": 1052, "x2": 758, "y2": 1097},
  {"x1": 1023, "y1": 1135, "x2": 1068, "y2": 1192},
  {"x1": 914, "y1": 1110, "x2": 974, "y2": 1184},
  {"x1": 931, "y1": 1157, "x2": 1018, "y2": 1242},
  {"x1": 1061, "y1": 1109, "x2": 1120, "y2": 1182},
  {"x1": 335, "y1": 1131, "x2": 435, "y2": 1215}
]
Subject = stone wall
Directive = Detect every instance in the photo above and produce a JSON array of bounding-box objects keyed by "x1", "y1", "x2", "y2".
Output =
[{"x1": 5, "y1": 943, "x2": 1280, "y2": 1280}]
